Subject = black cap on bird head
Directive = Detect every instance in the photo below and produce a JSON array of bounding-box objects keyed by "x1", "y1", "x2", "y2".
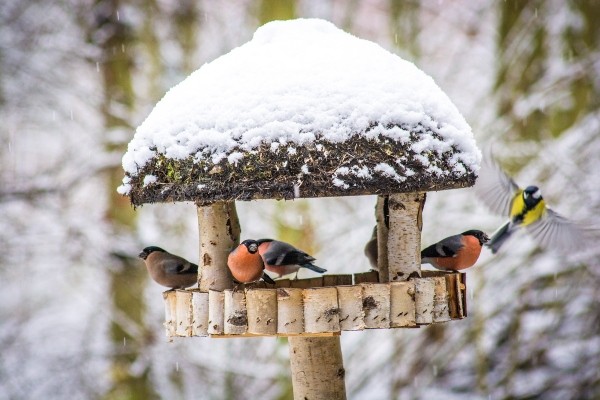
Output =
[
  {"x1": 240, "y1": 239, "x2": 259, "y2": 254},
  {"x1": 523, "y1": 185, "x2": 542, "y2": 207},
  {"x1": 462, "y1": 230, "x2": 490, "y2": 245},
  {"x1": 138, "y1": 246, "x2": 166, "y2": 260}
]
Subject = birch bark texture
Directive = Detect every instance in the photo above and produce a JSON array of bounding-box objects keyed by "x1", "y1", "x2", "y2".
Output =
[
  {"x1": 197, "y1": 201, "x2": 240, "y2": 291},
  {"x1": 289, "y1": 336, "x2": 347, "y2": 400},
  {"x1": 385, "y1": 192, "x2": 426, "y2": 282}
]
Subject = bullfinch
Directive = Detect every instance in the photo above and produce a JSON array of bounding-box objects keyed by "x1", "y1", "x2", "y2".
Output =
[
  {"x1": 475, "y1": 156, "x2": 588, "y2": 254},
  {"x1": 138, "y1": 246, "x2": 198, "y2": 289},
  {"x1": 364, "y1": 226, "x2": 378, "y2": 270},
  {"x1": 421, "y1": 230, "x2": 490, "y2": 271},
  {"x1": 256, "y1": 239, "x2": 327, "y2": 278},
  {"x1": 228, "y1": 239, "x2": 275, "y2": 284}
]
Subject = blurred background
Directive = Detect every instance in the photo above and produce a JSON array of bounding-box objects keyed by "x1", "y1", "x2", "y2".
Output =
[{"x1": 1, "y1": 0, "x2": 599, "y2": 399}]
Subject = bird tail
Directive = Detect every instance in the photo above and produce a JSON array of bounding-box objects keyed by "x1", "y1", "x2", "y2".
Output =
[
  {"x1": 262, "y1": 272, "x2": 275, "y2": 284},
  {"x1": 301, "y1": 263, "x2": 327, "y2": 274},
  {"x1": 487, "y1": 221, "x2": 514, "y2": 254}
]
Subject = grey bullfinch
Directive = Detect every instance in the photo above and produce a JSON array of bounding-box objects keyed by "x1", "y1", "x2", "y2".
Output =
[
  {"x1": 138, "y1": 246, "x2": 198, "y2": 289},
  {"x1": 228, "y1": 239, "x2": 275, "y2": 284},
  {"x1": 256, "y1": 239, "x2": 326, "y2": 278},
  {"x1": 421, "y1": 230, "x2": 489, "y2": 271},
  {"x1": 364, "y1": 226, "x2": 378, "y2": 270}
]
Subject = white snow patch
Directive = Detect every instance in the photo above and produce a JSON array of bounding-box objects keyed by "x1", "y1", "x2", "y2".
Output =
[
  {"x1": 374, "y1": 163, "x2": 405, "y2": 182},
  {"x1": 332, "y1": 177, "x2": 349, "y2": 189},
  {"x1": 227, "y1": 151, "x2": 244, "y2": 165},
  {"x1": 117, "y1": 183, "x2": 131, "y2": 195},
  {"x1": 121, "y1": 18, "x2": 479, "y2": 177},
  {"x1": 301, "y1": 164, "x2": 310, "y2": 174},
  {"x1": 287, "y1": 147, "x2": 297, "y2": 155},
  {"x1": 143, "y1": 175, "x2": 157, "y2": 187}
]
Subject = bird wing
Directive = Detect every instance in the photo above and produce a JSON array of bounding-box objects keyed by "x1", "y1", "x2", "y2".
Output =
[
  {"x1": 164, "y1": 256, "x2": 198, "y2": 275},
  {"x1": 421, "y1": 234, "x2": 463, "y2": 258},
  {"x1": 263, "y1": 241, "x2": 315, "y2": 266},
  {"x1": 474, "y1": 154, "x2": 521, "y2": 216},
  {"x1": 526, "y1": 208, "x2": 588, "y2": 253}
]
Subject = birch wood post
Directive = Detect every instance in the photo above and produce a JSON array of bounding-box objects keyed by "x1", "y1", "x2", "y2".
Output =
[
  {"x1": 208, "y1": 289, "x2": 225, "y2": 335},
  {"x1": 303, "y1": 287, "x2": 340, "y2": 333},
  {"x1": 387, "y1": 192, "x2": 425, "y2": 282},
  {"x1": 361, "y1": 283, "x2": 391, "y2": 329},
  {"x1": 224, "y1": 289, "x2": 247, "y2": 335},
  {"x1": 414, "y1": 278, "x2": 435, "y2": 324},
  {"x1": 390, "y1": 281, "x2": 416, "y2": 327},
  {"x1": 278, "y1": 288, "x2": 304, "y2": 334},
  {"x1": 432, "y1": 276, "x2": 451, "y2": 322},
  {"x1": 175, "y1": 290, "x2": 193, "y2": 337},
  {"x1": 289, "y1": 336, "x2": 347, "y2": 400},
  {"x1": 246, "y1": 289, "x2": 277, "y2": 335},
  {"x1": 336, "y1": 285, "x2": 365, "y2": 331},
  {"x1": 163, "y1": 291, "x2": 177, "y2": 339},
  {"x1": 197, "y1": 201, "x2": 240, "y2": 291},
  {"x1": 375, "y1": 195, "x2": 389, "y2": 282},
  {"x1": 191, "y1": 291, "x2": 209, "y2": 336}
]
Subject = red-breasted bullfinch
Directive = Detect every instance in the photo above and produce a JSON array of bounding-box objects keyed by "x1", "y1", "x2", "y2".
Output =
[
  {"x1": 256, "y1": 239, "x2": 327, "y2": 278},
  {"x1": 138, "y1": 246, "x2": 198, "y2": 289},
  {"x1": 475, "y1": 155, "x2": 589, "y2": 254},
  {"x1": 364, "y1": 226, "x2": 378, "y2": 270},
  {"x1": 421, "y1": 230, "x2": 490, "y2": 271},
  {"x1": 228, "y1": 239, "x2": 275, "y2": 284}
]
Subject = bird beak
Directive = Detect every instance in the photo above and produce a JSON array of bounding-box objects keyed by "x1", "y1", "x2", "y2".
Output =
[
  {"x1": 138, "y1": 251, "x2": 147, "y2": 260},
  {"x1": 483, "y1": 234, "x2": 490, "y2": 243}
]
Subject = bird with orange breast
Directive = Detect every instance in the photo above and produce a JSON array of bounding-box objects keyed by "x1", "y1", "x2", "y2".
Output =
[
  {"x1": 228, "y1": 239, "x2": 275, "y2": 284},
  {"x1": 138, "y1": 246, "x2": 198, "y2": 290},
  {"x1": 257, "y1": 239, "x2": 327, "y2": 279},
  {"x1": 420, "y1": 230, "x2": 490, "y2": 271}
]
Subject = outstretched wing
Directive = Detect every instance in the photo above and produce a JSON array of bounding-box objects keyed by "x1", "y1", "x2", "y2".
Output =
[
  {"x1": 526, "y1": 208, "x2": 588, "y2": 253},
  {"x1": 474, "y1": 152, "x2": 521, "y2": 216}
]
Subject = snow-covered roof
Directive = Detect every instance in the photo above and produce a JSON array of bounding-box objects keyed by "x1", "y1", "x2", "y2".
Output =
[{"x1": 118, "y1": 18, "x2": 480, "y2": 206}]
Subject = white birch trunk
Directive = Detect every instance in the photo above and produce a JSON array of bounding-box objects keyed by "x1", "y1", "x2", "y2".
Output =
[
  {"x1": 303, "y1": 287, "x2": 340, "y2": 333},
  {"x1": 432, "y1": 276, "x2": 451, "y2": 322},
  {"x1": 387, "y1": 192, "x2": 425, "y2": 282},
  {"x1": 163, "y1": 291, "x2": 177, "y2": 339},
  {"x1": 197, "y1": 201, "x2": 240, "y2": 291},
  {"x1": 390, "y1": 281, "x2": 416, "y2": 327},
  {"x1": 191, "y1": 291, "x2": 209, "y2": 337},
  {"x1": 175, "y1": 290, "x2": 193, "y2": 337},
  {"x1": 415, "y1": 278, "x2": 435, "y2": 324},
  {"x1": 375, "y1": 195, "x2": 389, "y2": 282},
  {"x1": 361, "y1": 283, "x2": 391, "y2": 329},
  {"x1": 278, "y1": 288, "x2": 304, "y2": 334},
  {"x1": 246, "y1": 288, "x2": 277, "y2": 335},
  {"x1": 224, "y1": 289, "x2": 247, "y2": 335},
  {"x1": 208, "y1": 289, "x2": 225, "y2": 335},
  {"x1": 288, "y1": 337, "x2": 347, "y2": 400},
  {"x1": 336, "y1": 285, "x2": 365, "y2": 331}
]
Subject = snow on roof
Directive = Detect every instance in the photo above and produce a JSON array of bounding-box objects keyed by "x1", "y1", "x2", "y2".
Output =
[{"x1": 118, "y1": 18, "x2": 480, "y2": 204}]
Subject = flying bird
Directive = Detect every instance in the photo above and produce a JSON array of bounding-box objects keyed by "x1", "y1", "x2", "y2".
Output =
[
  {"x1": 421, "y1": 230, "x2": 490, "y2": 271},
  {"x1": 257, "y1": 239, "x2": 327, "y2": 279},
  {"x1": 475, "y1": 155, "x2": 588, "y2": 254},
  {"x1": 138, "y1": 246, "x2": 198, "y2": 290},
  {"x1": 228, "y1": 239, "x2": 275, "y2": 284}
]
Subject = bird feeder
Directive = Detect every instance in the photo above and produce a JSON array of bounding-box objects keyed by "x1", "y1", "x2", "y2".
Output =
[{"x1": 119, "y1": 19, "x2": 479, "y2": 400}]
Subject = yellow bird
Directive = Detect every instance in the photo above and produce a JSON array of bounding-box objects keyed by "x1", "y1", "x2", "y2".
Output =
[{"x1": 475, "y1": 156, "x2": 587, "y2": 254}]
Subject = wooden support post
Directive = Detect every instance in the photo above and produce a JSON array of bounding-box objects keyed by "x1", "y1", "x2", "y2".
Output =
[
  {"x1": 386, "y1": 192, "x2": 425, "y2": 282},
  {"x1": 197, "y1": 201, "x2": 240, "y2": 291},
  {"x1": 289, "y1": 336, "x2": 347, "y2": 400}
]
